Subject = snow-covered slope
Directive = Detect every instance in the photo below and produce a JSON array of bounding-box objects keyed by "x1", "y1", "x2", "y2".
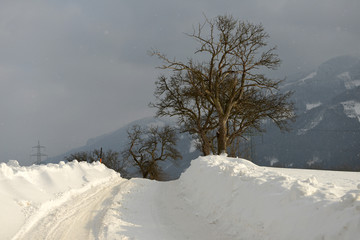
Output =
[
  {"x1": 2, "y1": 156, "x2": 360, "y2": 239},
  {"x1": 255, "y1": 56, "x2": 360, "y2": 170},
  {"x1": 178, "y1": 156, "x2": 360, "y2": 239}
]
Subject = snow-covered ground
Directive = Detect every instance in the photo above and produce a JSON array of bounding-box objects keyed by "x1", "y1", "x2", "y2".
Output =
[
  {"x1": 1, "y1": 156, "x2": 360, "y2": 240},
  {"x1": 0, "y1": 160, "x2": 121, "y2": 240}
]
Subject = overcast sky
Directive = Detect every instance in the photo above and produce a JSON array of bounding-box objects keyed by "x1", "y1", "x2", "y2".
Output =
[{"x1": 1, "y1": 0, "x2": 359, "y2": 165}]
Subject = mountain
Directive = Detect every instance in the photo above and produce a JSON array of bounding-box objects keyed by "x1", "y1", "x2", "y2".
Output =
[
  {"x1": 252, "y1": 56, "x2": 360, "y2": 170},
  {"x1": 46, "y1": 117, "x2": 201, "y2": 180},
  {"x1": 282, "y1": 55, "x2": 360, "y2": 113}
]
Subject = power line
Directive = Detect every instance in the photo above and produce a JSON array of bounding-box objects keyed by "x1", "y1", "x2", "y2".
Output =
[
  {"x1": 301, "y1": 129, "x2": 360, "y2": 133},
  {"x1": 31, "y1": 140, "x2": 48, "y2": 164}
]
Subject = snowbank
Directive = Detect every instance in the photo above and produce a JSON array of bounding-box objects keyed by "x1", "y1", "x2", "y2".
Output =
[
  {"x1": 2, "y1": 156, "x2": 360, "y2": 239},
  {"x1": 0, "y1": 160, "x2": 119, "y2": 240},
  {"x1": 179, "y1": 156, "x2": 360, "y2": 240}
]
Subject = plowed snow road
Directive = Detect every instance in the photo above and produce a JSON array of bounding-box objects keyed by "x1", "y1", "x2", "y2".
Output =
[
  {"x1": 13, "y1": 178, "x2": 127, "y2": 240},
  {"x1": 12, "y1": 177, "x2": 230, "y2": 240}
]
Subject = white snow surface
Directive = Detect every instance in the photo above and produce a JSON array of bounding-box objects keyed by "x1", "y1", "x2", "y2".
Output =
[
  {"x1": 337, "y1": 71, "x2": 360, "y2": 90},
  {"x1": 281, "y1": 71, "x2": 317, "y2": 89},
  {"x1": 1, "y1": 156, "x2": 360, "y2": 240},
  {"x1": 306, "y1": 102, "x2": 322, "y2": 111},
  {"x1": 298, "y1": 110, "x2": 325, "y2": 135},
  {"x1": 300, "y1": 71, "x2": 317, "y2": 83},
  {"x1": 0, "y1": 160, "x2": 120, "y2": 240},
  {"x1": 342, "y1": 100, "x2": 360, "y2": 122}
]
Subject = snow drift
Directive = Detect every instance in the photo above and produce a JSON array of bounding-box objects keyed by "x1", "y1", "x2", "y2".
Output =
[
  {"x1": 0, "y1": 160, "x2": 119, "y2": 239},
  {"x1": 179, "y1": 156, "x2": 360, "y2": 240},
  {"x1": 1, "y1": 156, "x2": 360, "y2": 239}
]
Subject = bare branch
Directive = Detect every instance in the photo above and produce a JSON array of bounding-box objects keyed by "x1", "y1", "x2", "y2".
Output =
[{"x1": 150, "y1": 14, "x2": 295, "y2": 156}]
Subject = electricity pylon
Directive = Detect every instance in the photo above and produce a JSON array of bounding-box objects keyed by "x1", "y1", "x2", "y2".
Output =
[{"x1": 31, "y1": 140, "x2": 48, "y2": 164}]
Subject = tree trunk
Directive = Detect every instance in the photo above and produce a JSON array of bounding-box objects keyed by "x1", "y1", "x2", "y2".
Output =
[
  {"x1": 200, "y1": 133, "x2": 211, "y2": 155},
  {"x1": 217, "y1": 120, "x2": 227, "y2": 155},
  {"x1": 202, "y1": 140, "x2": 211, "y2": 156}
]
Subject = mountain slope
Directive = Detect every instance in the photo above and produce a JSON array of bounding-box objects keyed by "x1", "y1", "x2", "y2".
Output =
[{"x1": 253, "y1": 56, "x2": 360, "y2": 170}]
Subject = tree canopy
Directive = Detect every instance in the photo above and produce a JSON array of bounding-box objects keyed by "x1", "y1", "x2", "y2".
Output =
[
  {"x1": 122, "y1": 125, "x2": 182, "y2": 180},
  {"x1": 151, "y1": 15, "x2": 295, "y2": 156}
]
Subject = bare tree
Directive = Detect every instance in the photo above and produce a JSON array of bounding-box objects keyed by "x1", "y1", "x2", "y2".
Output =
[
  {"x1": 65, "y1": 151, "x2": 89, "y2": 162},
  {"x1": 150, "y1": 73, "x2": 217, "y2": 155},
  {"x1": 151, "y1": 15, "x2": 294, "y2": 155},
  {"x1": 65, "y1": 149, "x2": 128, "y2": 177},
  {"x1": 122, "y1": 125, "x2": 182, "y2": 180},
  {"x1": 92, "y1": 149, "x2": 127, "y2": 175}
]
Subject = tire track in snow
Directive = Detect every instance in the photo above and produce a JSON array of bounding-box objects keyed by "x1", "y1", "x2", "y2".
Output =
[
  {"x1": 13, "y1": 178, "x2": 128, "y2": 240},
  {"x1": 113, "y1": 179, "x2": 234, "y2": 240}
]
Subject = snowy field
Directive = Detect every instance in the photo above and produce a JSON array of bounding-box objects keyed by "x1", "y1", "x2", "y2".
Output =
[{"x1": 1, "y1": 156, "x2": 360, "y2": 240}]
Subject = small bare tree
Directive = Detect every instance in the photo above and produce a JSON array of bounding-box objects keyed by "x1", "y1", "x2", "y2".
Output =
[
  {"x1": 151, "y1": 15, "x2": 294, "y2": 155},
  {"x1": 65, "y1": 151, "x2": 90, "y2": 162},
  {"x1": 92, "y1": 149, "x2": 127, "y2": 175},
  {"x1": 65, "y1": 149, "x2": 128, "y2": 176},
  {"x1": 122, "y1": 125, "x2": 182, "y2": 180}
]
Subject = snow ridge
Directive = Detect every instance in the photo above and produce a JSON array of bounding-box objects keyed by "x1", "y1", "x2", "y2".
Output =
[
  {"x1": 0, "y1": 160, "x2": 119, "y2": 240},
  {"x1": 2, "y1": 156, "x2": 360, "y2": 240},
  {"x1": 179, "y1": 156, "x2": 360, "y2": 240}
]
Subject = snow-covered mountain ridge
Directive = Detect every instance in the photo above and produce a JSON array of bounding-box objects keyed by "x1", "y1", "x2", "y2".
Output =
[
  {"x1": 2, "y1": 156, "x2": 360, "y2": 239},
  {"x1": 282, "y1": 55, "x2": 360, "y2": 113},
  {"x1": 255, "y1": 56, "x2": 360, "y2": 170}
]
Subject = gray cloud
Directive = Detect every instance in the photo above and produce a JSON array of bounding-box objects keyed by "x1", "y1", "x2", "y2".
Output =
[{"x1": 0, "y1": 0, "x2": 359, "y2": 164}]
